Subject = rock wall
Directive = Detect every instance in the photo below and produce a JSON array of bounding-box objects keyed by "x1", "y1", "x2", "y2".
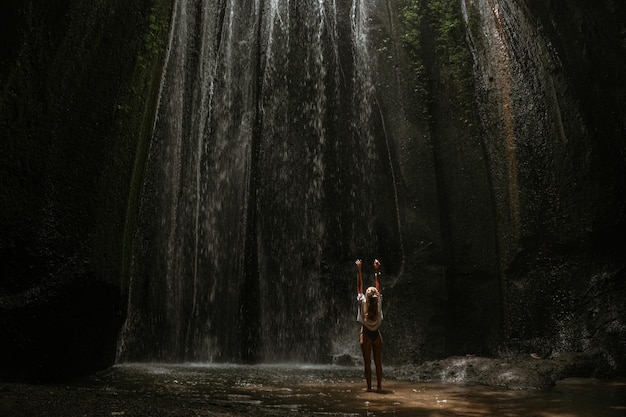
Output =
[
  {"x1": 350, "y1": 0, "x2": 625, "y2": 370},
  {"x1": 0, "y1": 0, "x2": 173, "y2": 380},
  {"x1": 461, "y1": 0, "x2": 625, "y2": 368}
]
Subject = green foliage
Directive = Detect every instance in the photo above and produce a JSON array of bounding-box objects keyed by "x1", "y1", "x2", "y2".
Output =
[
  {"x1": 140, "y1": 5, "x2": 170, "y2": 68},
  {"x1": 398, "y1": 0, "x2": 428, "y2": 107},
  {"x1": 430, "y1": 0, "x2": 478, "y2": 126},
  {"x1": 398, "y1": 0, "x2": 478, "y2": 131},
  {"x1": 399, "y1": 1, "x2": 422, "y2": 55}
]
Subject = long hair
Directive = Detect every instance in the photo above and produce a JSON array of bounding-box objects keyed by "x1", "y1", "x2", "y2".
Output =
[{"x1": 364, "y1": 287, "x2": 379, "y2": 322}]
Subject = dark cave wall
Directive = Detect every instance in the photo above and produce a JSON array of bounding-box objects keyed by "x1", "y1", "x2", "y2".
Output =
[
  {"x1": 373, "y1": 0, "x2": 625, "y2": 368},
  {"x1": 0, "y1": 0, "x2": 172, "y2": 380},
  {"x1": 518, "y1": 0, "x2": 626, "y2": 368},
  {"x1": 460, "y1": 0, "x2": 626, "y2": 365}
]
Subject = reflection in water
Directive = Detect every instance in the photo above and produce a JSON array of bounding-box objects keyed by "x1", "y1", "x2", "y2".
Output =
[
  {"x1": 1, "y1": 364, "x2": 624, "y2": 416},
  {"x1": 76, "y1": 365, "x2": 626, "y2": 416}
]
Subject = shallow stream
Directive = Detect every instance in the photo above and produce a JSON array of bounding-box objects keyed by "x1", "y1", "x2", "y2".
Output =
[{"x1": 1, "y1": 364, "x2": 624, "y2": 416}]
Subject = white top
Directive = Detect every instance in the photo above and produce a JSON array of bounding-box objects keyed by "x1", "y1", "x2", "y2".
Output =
[{"x1": 356, "y1": 292, "x2": 383, "y2": 331}]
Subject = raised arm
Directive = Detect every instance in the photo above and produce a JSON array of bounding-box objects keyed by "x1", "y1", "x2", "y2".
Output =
[
  {"x1": 356, "y1": 259, "x2": 363, "y2": 294},
  {"x1": 373, "y1": 259, "x2": 381, "y2": 293}
]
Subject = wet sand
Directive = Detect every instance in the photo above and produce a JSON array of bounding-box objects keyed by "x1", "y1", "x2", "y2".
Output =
[{"x1": 1, "y1": 364, "x2": 625, "y2": 416}]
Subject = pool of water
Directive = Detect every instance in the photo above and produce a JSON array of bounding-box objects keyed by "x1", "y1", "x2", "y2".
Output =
[{"x1": 1, "y1": 364, "x2": 625, "y2": 416}]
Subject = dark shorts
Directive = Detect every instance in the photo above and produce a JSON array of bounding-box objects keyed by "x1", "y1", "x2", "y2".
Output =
[{"x1": 360, "y1": 326, "x2": 382, "y2": 344}]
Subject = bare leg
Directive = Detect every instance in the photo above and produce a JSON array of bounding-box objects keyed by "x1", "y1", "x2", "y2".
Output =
[
  {"x1": 372, "y1": 336, "x2": 383, "y2": 392},
  {"x1": 360, "y1": 330, "x2": 372, "y2": 391}
]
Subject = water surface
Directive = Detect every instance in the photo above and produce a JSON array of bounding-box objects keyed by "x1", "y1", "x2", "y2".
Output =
[{"x1": 1, "y1": 364, "x2": 624, "y2": 416}]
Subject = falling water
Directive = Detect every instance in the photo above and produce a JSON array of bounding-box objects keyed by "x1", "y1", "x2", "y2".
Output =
[{"x1": 118, "y1": 0, "x2": 400, "y2": 363}]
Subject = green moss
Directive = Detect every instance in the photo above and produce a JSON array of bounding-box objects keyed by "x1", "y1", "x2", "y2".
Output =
[
  {"x1": 119, "y1": 0, "x2": 173, "y2": 292},
  {"x1": 426, "y1": 0, "x2": 478, "y2": 130},
  {"x1": 397, "y1": 0, "x2": 428, "y2": 109},
  {"x1": 397, "y1": 0, "x2": 479, "y2": 129}
]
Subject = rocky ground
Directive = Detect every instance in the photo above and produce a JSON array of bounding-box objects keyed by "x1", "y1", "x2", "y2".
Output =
[
  {"x1": 1, "y1": 355, "x2": 624, "y2": 417},
  {"x1": 387, "y1": 351, "x2": 617, "y2": 390}
]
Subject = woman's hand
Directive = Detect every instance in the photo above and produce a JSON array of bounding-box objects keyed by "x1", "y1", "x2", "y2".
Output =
[
  {"x1": 373, "y1": 259, "x2": 380, "y2": 271},
  {"x1": 355, "y1": 259, "x2": 362, "y2": 270}
]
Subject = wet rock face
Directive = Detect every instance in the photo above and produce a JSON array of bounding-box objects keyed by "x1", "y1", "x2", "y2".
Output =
[
  {"x1": 460, "y1": 0, "x2": 625, "y2": 368},
  {"x1": 0, "y1": 0, "x2": 169, "y2": 380},
  {"x1": 368, "y1": 0, "x2": 624, "y2": 368}
]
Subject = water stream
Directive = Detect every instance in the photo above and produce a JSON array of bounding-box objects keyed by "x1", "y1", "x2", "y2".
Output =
[{"x1": 2, "y1": 365, "x2": 624, "y2": 416}]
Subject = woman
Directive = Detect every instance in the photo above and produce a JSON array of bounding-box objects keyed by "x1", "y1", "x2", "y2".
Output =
[{"x1": 355, "y1": 258, "x2": 383, "y2": 392}]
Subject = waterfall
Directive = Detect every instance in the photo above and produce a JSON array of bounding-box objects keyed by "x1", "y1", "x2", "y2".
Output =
[{"x1": 118, "y1": 0, "x2": 399, "y2": 363}]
